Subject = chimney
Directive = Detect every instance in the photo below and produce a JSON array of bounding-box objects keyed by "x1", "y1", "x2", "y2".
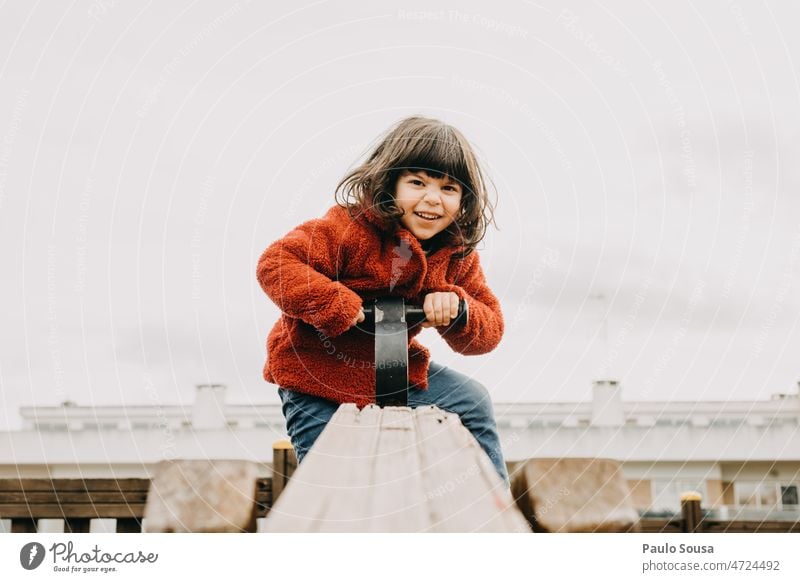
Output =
[
  {"x1": 191, "y1": 384, "x2": 227, "y2": 429},
  {"x1": 591, "y1": 379, "x2": 624, "y2": 427}
]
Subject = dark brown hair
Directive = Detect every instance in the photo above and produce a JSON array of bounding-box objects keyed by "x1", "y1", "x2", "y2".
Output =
[{"x1": 335, "y1": 116, "x2": 497, "y2": 257}]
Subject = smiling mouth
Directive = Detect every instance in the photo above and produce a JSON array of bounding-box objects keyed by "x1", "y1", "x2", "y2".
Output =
[{"x1": 414, "y1": 211, "x2": 441, "y2": 221}]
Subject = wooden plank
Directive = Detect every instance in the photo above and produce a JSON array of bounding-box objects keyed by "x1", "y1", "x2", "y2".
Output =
[
  {"x1": 261, "y1": 404, "x2": 348, "y2": 530},
  {"x1": 415, "y1": 406, "x2": 487, "y2": 531},
  {"x1": 265, "y1": 404, "x2": 529, "y2": 533},
  {"x1": 0, "y1": 479, "x2": 149, "y2": 492},
  {"x1": 272, "y1": 440, "x2": 297, "y2": 502},
  {"x1": 414, "y1": 406, "x2": 528, "y2": 532},
  {"x1": 254, "y1": 478, "x2": 272, "y2": 517},
  {"x1": 365, "y1": 406, "x2": 429, "y2": 532},
  {"x1": 0, "y1": 503, "x2": 145, "y2": 519},
  {"x1": 0, "y1": 491, "x2": 148, "y2": 504},
  {"x1": 310, "y1": 404, "x2": 384, "y2": 531},
  {"x1": 262, "y1": 404, "x2": 372, "y2": 532}
]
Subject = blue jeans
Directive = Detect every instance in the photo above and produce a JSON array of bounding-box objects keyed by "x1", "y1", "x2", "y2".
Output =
[{"x1": 278, "y1": 360, "x2": 509, "y2": 485}]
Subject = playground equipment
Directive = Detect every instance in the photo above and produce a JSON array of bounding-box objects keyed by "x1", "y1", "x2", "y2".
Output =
[{"x1": 359, "y1": 296, "x2": 468, "y2": 406}]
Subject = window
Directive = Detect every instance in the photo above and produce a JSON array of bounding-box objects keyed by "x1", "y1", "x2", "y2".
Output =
[
  {"x1": 734, "y1": 481, "x2": 795, "y2": 509},
  {"x1": 781, "y1": 485, "x2": 798, "y2": 507},
  {"x1": 760, "y1": 484, "x2": 779, "y2": 510},
  {"x1": 736, "y1": 482, "x2": 759, "y2": 507}
]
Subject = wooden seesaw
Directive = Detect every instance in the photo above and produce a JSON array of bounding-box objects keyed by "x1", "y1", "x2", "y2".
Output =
[
  {"x1": 261, "y1": 296, "x2": 530, "y2": 532},
  {"x1": 142, "y1": 297, "x2": 639, "y2": 533}
]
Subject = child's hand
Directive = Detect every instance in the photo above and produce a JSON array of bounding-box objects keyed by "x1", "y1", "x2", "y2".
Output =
[
  {"x1": 351, "y1": 307, "x2": 365, "y2": 328},
  {"x1": 421, "y1": 291, "x2": 460, "y2": 328}
]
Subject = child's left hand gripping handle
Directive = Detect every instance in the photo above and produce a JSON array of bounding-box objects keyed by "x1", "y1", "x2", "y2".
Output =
[{"x1": 256, "y1": 223, "x2": 362, "y2": 338}]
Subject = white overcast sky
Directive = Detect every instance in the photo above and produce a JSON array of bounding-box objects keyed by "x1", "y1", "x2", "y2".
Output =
[{"x1": 1, "y1": 0, "x2": 799, "y2": 430}]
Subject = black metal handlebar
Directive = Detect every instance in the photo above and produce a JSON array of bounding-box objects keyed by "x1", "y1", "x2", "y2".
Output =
[
  {"x1": 358, "y1": 297, "x2": 469, "y2": 407},
  {"x1": 360, "y1": 297, "x2": 469, "y2": 328}
]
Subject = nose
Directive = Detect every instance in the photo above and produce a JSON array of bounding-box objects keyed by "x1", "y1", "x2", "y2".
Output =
[{"x1": 422, "y1": 187, "x2": 443, "y2": 204}]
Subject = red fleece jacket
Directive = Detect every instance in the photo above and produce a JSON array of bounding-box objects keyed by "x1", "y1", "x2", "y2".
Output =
[{"x1": 256, "y1": 204, "x2": 504, "y2": 407}]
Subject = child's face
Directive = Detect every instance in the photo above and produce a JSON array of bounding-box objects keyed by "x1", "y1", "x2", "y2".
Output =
[{"x1": 394, "y1": 170, "x2": 462, "y2": 241}]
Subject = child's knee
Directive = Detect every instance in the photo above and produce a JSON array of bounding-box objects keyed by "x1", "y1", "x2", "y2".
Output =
[
  {"x1": 466, "y1": 377, "x2": 490, "y2": 401},
  {"x1": 462, "y1": 378, "x2": 494, "y2": 417}
]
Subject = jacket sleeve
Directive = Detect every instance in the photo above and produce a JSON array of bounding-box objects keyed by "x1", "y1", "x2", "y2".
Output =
[
  {"x1": 256, "y1": 212, "x2": 362, "y2": 337},
  {"x1": 435, "y1": 251, "x2": 504, "y2": 355}
]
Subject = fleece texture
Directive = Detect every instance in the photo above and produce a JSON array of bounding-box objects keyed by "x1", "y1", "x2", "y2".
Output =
[{"x1": 256, "y1": 204, "x2": 504, "y2": 407}]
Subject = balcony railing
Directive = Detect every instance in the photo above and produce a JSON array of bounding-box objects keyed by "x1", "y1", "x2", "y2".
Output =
[{"x1": 639, "y1": 496, "x2": 800, "y2": 533}]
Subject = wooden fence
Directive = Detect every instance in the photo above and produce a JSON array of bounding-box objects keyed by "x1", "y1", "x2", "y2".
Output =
[
  {"x1": 0, "y1": 477, "x2": 273, "y2": 533},
  {"x1": 0, "y1": 445, "x2": 292, "y2": 534},
  {"x1": 2, "y1": 449, "x2": 799, "y2": 533}
]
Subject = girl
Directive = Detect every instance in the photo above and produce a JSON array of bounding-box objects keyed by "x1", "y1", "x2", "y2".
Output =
[{"x1": 256, "y1": 116, "x2": 508, "y2": 484}]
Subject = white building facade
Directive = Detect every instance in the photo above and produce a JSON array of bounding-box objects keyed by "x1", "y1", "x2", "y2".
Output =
[{"x1": 2, "y1": 380, "x2": 799, "y2": 514}]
